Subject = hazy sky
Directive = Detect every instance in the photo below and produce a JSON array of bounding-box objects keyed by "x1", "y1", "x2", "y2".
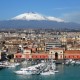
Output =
[{"x1": 0, "y1": 0, "x2": 80, "y2": 23}]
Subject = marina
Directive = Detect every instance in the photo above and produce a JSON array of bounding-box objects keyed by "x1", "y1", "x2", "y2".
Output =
[
  {"x1": 0, "y1": 63, "x2": 80, "y2": 80},
  {"x1": 14, "y1": 59, "x2": 57, "y2": 75}
]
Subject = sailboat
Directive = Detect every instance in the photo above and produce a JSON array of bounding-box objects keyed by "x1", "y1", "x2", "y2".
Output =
[
  {"x1": 40, "y1": 53, "x2": 58, "y2": 75},
  {"x1": 40, "y1": 60, "x2": 57, "y2": 75}
]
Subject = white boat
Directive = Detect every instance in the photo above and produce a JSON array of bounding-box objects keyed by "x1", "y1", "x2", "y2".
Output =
[
  {"x1": 65, "y1": 59, "x2": 75, "y2": 65},
  {"x1": 41, "y1": 70, "x2": 55, "y2": 75},
  {"x1": 54, "y1": 70, "x2": 59, "y2": 73},
  {"x1": 21, "y1": 60, "x2": 27, "y2": 65},
  {"x1": 6, "y1": 63, "x2": 20, "y2": 68},
  {"x1": 65, "y1": 60, "x2": 70, "y2": 65},
  {"x1": 14, "y1": 68, "x2": 37, "y2": 75},
  {"x1": 14, "y1": 63, "x2": 20, "y2": 66},
  {"x1": 40, "y1": 60, "x2": 57, "y2": 75},
  {"x1": 71, "y1": 60, "x2": 75, "y2": 64},
  {"x1": 14, "y1": 63, "x2": 45, "y2": 75},
  {"x1": 75, "y1": 61, "x2": 80, "y2": 65}
]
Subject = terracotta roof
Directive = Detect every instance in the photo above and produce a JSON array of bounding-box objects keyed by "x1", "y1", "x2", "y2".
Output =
[{"x1": 64, "y1": 50, "x2": 80, "y2": 54}]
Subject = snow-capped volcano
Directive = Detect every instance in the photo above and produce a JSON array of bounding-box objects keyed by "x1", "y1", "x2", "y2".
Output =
[{"x1": 12, "y1": 12, "x2": 64, "y2": 22}]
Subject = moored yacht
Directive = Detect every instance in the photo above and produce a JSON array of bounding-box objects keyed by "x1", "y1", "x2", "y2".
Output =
[
  {"x1": 40, "y1": 62, "x2": 56, "y2": 75},
  {"x1": 14, "y1": 62, "x2": 45, "y2": 75},
  {"x1": 14, "y1": 67, "x2": 37, "y2": 75},
  {"x1": 5, "y1": 62, "x2": 20, "y2": 68},
  {"x1": 40, "y1": 70, "x2": 55, "y2": 75},
  {"x1": 75, "y1": 60, "x2": 80, "y2": 65}
]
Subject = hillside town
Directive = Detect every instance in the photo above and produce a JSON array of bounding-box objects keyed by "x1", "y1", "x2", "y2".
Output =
[{"x1": 0, "y1": 29, "x2": 80, "y2": 63}]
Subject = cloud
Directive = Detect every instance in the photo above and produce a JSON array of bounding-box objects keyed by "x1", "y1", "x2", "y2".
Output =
[{"x1": 62, "y1": 12, "x2": 80, "y2": 24}]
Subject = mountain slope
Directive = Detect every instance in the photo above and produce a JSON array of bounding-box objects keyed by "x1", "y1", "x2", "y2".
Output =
[
  {"x1": 0, "y1": 12, "x2": 79, "y2": 29},
  {"x1": 12, "y1": 12, "x2": 64, "y2": 22},
  {"x1": 0, "y1": 20, "x2": 80, "y2": 29}
]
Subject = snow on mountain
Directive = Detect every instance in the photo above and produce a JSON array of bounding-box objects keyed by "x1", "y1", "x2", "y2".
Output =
[
  {"x1": 12, "y1": 12, "x2": 64, "y2": 22},
  {"x1": 47, "y1": 16, "x2": 64, "y2": 22}
]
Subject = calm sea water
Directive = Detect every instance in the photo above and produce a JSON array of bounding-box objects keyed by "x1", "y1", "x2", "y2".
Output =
[{"x1": 0, "y1": 64, "x2": 80, "y2": 80}]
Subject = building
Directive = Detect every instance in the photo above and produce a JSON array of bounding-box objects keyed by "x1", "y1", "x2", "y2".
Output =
[
  {"x1": 49, "y1": 48, "x2": 64, "y2": 60},
  {"x1": 32, "y1": 53, "x2": 48, "y2": 60},
  {"x1": 45, "y1": 41, "x2": 61, "y2": 52},
  {"x1": 23, "y1": 48, "x2": 31, "y2": 54},
  {"x1": 14, "y1": 52, "x2": 48, "y2": 60},
  {"x1": 64, "y1": 50, "x2": 80, "y2": 59}
]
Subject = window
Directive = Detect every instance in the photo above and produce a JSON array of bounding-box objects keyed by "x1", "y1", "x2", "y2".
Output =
[
  {"x1": 60, "y1": 55, "x2": 62, "y2": 59},
  {"x1": 65, "y1": 56, "x2": 66, "y2": 58}
]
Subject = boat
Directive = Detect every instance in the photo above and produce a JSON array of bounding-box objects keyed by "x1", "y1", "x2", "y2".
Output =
[
  {"x1": 40, "y1": 60, "x2": 57, "y2": 75},
  {"x1": 14, "y1": 60, "x2": 57, "y2": 75},
  {"x1": 65, "y1": 59, "x2": 75, "y2": 65},
  {"x1": 40, "y1": 64, "x2": 56, "y2": 75},
  {"x1": 0, "y1": 62, "x2": 5, "y2": 70},
  {"x1": 75, "y1": 60, "x2": 80, "y2": 65},
  {"x1": 40, "y1": 70, "x2": 55, "y2": 75},
  {"x1": 21, "y1": 60, "x2": 27, "y2": 65},
  {"x1": 14, "y1": 67, "x2": 38, "y2": 75},
  {"x1": 40, "y1": 66, "x2": 56, "y2": 75},
  {"x1": 5, "y1": 62, "x2": 20, "y2": 68},
  {"x1": 71, "y1": 60, "x2": 75, "y2": 65},
  {"x1": 14, "y1": 63, "x2": 45, "y2": 75},
  {"x1": 65, "y1": 60, "x2": 70, "y2": 65}
]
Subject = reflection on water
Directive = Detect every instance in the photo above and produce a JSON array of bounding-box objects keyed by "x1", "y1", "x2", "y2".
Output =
[
  {"x1": 16, "y1": 74, "x2": 47, "y2": 80},
  {"x1": 56, "y1": 64, "x2": 64, "y2": 74},
  {"x1": 17, "y1": 75, "x2": 56, "y2": 80}
]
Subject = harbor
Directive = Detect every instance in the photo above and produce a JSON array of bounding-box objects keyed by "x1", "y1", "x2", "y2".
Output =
[
  {"x1": 0, "y1": 29, "x2": 80, "y2": 80},
  {"x1": 0, "y1": 63, "x2": 80, "y2": 80}
]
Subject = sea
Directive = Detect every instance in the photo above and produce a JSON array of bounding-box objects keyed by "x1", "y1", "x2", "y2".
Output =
[{"x1": 0, "y1": 64, "x2": 80, "y2": 80}]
